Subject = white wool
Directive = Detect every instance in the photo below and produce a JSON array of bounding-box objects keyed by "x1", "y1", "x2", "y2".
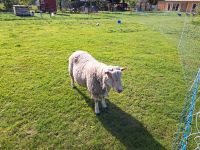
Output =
[
  {"x1": 69, "y1": 51, "x2": 110, "y2": 99},
  {"x1": 68, "y1": 51, "x2": 124, "y2": 114}
]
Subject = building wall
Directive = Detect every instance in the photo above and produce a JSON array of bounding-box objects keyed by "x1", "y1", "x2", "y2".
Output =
[
  {"x1": 180, "y1": 2, "x2": 187, "y2": 11},
  {"x1": 186, "y1": 2, "x2": 193, "y2": 12},
  {"x1": 157, "y1": 1, "x2": 167, "y2": 10},
  {"x1": 157, "y1": 1, "x2": 200, "y2": 12}
]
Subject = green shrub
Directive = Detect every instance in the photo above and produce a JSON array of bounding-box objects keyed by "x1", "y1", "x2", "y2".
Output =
[
  {"x1": 0, "y1": 3, "x2": 5, "y2": 11},
  {"x1": 2, "y1": 0, "x2": 18, "y2": 10},
  {"x1": 196, "y1": 7, "x2": 200, "y2": 15},
  {"x1": 95, "y1": 0, "x2": 108, "y2": 11},
  {"x1": 2, "y1": 0, "x2": 35, "y2": 10},
  {"x1": 30, "y1": 5, "x2": 38, "y2": 12}
]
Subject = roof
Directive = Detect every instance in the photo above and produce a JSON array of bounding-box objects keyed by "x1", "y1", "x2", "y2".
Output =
[{"x1": 165, "y1": 0, "x2": 200, "y2": 1}]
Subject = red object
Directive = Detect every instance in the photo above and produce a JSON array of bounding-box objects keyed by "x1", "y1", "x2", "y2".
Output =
[{"x1": 40, "y1": 0, "x2": 57, "y2": 13}]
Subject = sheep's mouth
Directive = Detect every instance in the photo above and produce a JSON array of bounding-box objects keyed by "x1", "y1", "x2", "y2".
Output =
[{"x1": 115, "y1": 89, "x2": 122, "y2": 93}]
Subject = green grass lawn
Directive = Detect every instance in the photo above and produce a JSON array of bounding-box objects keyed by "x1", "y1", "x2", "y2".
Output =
[{"x1": 0, "y1": 12, "x2": 199, "y2": 149}]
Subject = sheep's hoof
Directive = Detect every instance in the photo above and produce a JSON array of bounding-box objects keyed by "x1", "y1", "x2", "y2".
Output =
[
  {"x1": 104, "y1": 106, "x2": 108, "y2": 109},
  {"x1": 95, "y1": 110, "x2": 100, "y2": 115},
  {"x1": 71, "y1": 85, "x2": 76, "y2": 89},
  {"x1": 102, "y1": 105, "x2": 108, "y2": 109},
  {"x1": 95, "y1": 112, "x2": 100, "y2": 115}
]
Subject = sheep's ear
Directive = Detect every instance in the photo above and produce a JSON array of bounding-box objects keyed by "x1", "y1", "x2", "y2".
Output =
[
  {"x1": 105, "y1": 70, "x2": 111, "y2": 74},
  {"x1": 115, "y1": 66, "x2": 121, "y2": 70},
  {"x1": 105, "y1": 68, "x2": 113, "y2": 73},
  {"x1": 105, "y1": 70, "x2": 112, "y2": 76},
  {"x1": 120, "y1": 67, "x2": 127, "y2": 71}
]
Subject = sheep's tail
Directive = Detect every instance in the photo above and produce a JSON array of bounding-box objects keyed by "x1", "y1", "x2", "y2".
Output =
[{"x1": 68, "y1": 55, "x2": 73, "y2": 77}]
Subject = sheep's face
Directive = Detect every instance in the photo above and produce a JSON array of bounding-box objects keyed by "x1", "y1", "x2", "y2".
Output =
[{"x1": 105, "y1": 67, "x2": 126, "y2": 93}]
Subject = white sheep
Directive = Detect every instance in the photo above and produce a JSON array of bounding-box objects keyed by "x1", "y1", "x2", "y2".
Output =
[{"x1": 68, "y1": 51, "x2": 126, "y2": 114}]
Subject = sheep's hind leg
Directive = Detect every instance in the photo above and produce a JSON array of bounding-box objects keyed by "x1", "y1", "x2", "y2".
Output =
[
  {"x1": 101, "y1": 98, "x2": 107, "y2": 108},
  {"x1": 94, "y1": 99, "x2": 100, "y2": 115},
  {"x1": 70, "y1": 77, "x2": 75, "y2": 88},
  {"x1": 69, "y1": 69, "x2": 75, "y2": 88},
  {"x1": 68, "y1": 57, "x2": 75, "y2": 88}
]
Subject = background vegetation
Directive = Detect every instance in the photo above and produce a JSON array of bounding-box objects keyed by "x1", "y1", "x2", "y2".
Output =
[{"x1": 2, "y1": 0, "x2": 35, "y2": 10}]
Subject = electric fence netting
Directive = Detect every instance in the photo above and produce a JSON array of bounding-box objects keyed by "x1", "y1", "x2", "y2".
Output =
[
  {"x1": 172, "y1": 14, "x2": 200, "y2": 150},
  {"x1": 126, "y1": 12, "x2": 200, "y2": 149}
]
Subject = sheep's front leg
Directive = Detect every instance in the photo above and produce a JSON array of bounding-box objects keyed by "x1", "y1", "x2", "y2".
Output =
[
  {"x1": 94, "y1": 99, "x2": 100, "y2": 114},
  {"x1": 71, "y1": 78, "x2": 75, "y2": 88},
  {"x1": 101, "y1": 98, "x2": 107, "y2": 108}
]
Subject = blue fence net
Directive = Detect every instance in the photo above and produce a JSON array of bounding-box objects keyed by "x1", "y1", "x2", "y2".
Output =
[{"x1": 173, "y1": 69, "x2": 200, "y2": 149}]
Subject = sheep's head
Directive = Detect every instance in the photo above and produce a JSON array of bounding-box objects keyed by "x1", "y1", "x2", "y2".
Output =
[{"x1": 104, "y1": 66, "x2": 126, "y2": 93}]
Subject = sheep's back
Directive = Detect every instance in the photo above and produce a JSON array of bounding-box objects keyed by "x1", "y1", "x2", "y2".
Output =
[
  {"x1": 71, "y1": 51, "x2": 107, "y2": 98},
  {"x1": 71, "y1": 51, "x2": 96, "y2": 86}
]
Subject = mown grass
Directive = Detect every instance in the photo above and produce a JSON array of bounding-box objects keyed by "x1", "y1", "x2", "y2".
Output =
[
  {"x1": 0, "y1": 12, "x2": 196, "y2": 149},
  {"x1": 192, "y1": 16, "x2": 200, "y2": 25}
]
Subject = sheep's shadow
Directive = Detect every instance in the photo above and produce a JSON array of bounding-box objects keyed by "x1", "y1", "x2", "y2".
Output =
[{"x1": 74, "y1": 87, "x2": 165, "y2": 150}]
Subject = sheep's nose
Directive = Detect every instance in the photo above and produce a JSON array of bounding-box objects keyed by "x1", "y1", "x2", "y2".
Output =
[{"x1": 117, "y1": 89, "x2": 122, "y2": 93}]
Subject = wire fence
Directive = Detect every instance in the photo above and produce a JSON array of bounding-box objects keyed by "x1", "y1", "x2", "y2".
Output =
[
  {"x1": 173, "y1": 69, "x2": 200, "y2": 149},
  {"x1": 127, "y1": 12, "x2": 200, "y2": 149},
  {"x1": 169, "y1": 13, "x2": 200, "y2": 150}
]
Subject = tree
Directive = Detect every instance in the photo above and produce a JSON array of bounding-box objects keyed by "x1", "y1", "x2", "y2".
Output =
[
  {"x1": 125, "y1": 0, "x2": 136, "y2": 8},
  {"x1": 3, "y1": 0, "x2": 34, "y2": 10},
  {"x1": 3, "y1": 0, "x2": 16, "y2": 10},
  {"x1": 95, "y1": 0, "x2": 108, "y2": 11},
  {"x1": 148, "y1": 0, "x2": 162, "y2": 5},
  {"x1": 57, "y1": 0, "x2": 62, "y2": 11}
]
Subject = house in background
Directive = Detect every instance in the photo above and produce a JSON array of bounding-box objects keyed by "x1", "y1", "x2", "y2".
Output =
[
  {"x1": 136, "y1": 0, "x2": 151, "y2": 11},
  {"x1": 157, "y1": 0, "x2": 200, "y2": 12}
]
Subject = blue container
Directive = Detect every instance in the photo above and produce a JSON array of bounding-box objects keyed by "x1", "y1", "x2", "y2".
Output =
[{"x1": 117, "y1": 20, "x2": 122, "y2": 24}]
